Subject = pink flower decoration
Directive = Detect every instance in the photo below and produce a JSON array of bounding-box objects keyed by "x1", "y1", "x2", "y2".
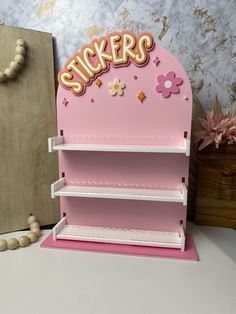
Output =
[{"x1": 155, "y1": 71, "x2": 183, "y2": 98}]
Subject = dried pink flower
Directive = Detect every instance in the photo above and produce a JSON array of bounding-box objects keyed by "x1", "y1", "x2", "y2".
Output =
[{"x1": 195, "y1": 111, "x2": 236, "y2": 150}]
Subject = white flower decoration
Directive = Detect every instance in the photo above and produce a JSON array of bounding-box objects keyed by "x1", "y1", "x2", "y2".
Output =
[{"x1": 108, "y1": 78, "x2": 126, "y2": 96}]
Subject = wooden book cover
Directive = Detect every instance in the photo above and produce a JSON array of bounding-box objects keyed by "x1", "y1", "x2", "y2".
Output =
[{"x1": 0, "y1": 25, "x2": 59, "y2": 233}]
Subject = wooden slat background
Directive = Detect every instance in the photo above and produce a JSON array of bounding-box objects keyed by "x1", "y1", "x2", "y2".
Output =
[
  {"x1": 0, "y1": 25, "x2": 59, "y2": 234},
  {"x1": 195, "y1": 144, "x2": 236, "y2": 228}
]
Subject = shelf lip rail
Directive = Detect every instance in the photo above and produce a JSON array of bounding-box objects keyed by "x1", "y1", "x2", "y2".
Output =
[
  {"x1": 181, "y1": 183, "x2": 188, "y2": 206},
  {"x1": 51, "y1": 178, "x2": 187, "y2": 205},
  {"x1": 52, "y1": 216, "x2": 67, "y2": 240},
  {"x1": 51, "y1": 178, "x2": 65, "y2": 199},
  {"x1": 179, "y1": 221, "x2": 185, "y2": 251},
  {"x1": 48, "y1": 136, "x2": 191, "y2": 156},
  {"x1": 48, "y1": 136, "x2": 63, "y2": 153},
  {"x1": 52, "y1": 217, "x2": 185, "y2": 250}
]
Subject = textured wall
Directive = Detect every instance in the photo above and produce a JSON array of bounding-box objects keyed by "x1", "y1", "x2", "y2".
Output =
[{"x1": 0, "y1": 0, "x2": 235, "y2": 109}]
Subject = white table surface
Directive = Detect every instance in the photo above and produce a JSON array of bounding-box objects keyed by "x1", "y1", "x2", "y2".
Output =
[{"x1": 0, "y1": 222, "x2": 235, "y2": 314}]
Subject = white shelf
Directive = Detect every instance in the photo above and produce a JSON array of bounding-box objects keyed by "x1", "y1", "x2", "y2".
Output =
[
  {"x1": 48, "y1": 136, "x2": 190, "y2": 156},
  {"x1": 53, "y1": 217, "x2": 185, "y2": 250},
  {"x1": 51, "y1": 178, "x2": 188, "y2": 205}
]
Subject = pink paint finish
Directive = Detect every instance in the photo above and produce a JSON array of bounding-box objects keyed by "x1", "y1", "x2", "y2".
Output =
[
  {"x1": 58, "y1": 151, "x2": 188, "y2": 233},
  {"x1": 59, "y1": 152, "x2": 189, "y2": 190},
  {"x1": 57, "y1": 44, "x2": 192, "y2": 145},
  {"x1": 60, "y1": 198, "x2": 187, "y2": 233},
  {"x1": 52, "y1": 33, "x2": 193, "y2": 255},
  {"x1": 41, "y1": 232, "x2": 198, "y2": 261}
]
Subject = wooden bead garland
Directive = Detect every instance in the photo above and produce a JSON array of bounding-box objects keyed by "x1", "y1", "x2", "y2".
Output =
[
  {"x1": 30, "y1": 222, "x2": 40, "y2": 229},
  {"x1": 19, "y1": 236, "x2": 30, "y2": 247},
  {"x1": 4, "y1": 68, "x2": 16, "y2": 79},
  {"x1": 0, "y1": 239, "x2": 7, "y2": 251},
  {"x1": 0, "y1": 215, "x2": 41, "y2": 251},
  {"x1": 31, "y1": 227, "x2": 41, "y2": 237},
  {"x1": 10, "y1": 61, "x2": 22, "y2": 72},
  {"x1": 27, "y1": 231, "x2": 38, "y2": 243},
  {"x1": 7, "y1": 238, "x2": 19, "y2": 250},
  {"x1": 27, "y1": 215, "x2": 37, "y2": 225},
  {"x1": 0, "y1": 38, "x2": 27, "y2": 82}
]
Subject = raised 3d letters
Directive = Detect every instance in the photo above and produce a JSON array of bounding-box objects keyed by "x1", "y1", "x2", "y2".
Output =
[{"x1": 58, "y1": 31, "x2": 154, "y2": 95}]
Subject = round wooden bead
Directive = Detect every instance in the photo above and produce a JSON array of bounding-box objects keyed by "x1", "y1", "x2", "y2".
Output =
[
  {"x1": 27, "y1": 231, "x2": 38, "y2": 243},
  {"x1": 30, "y1": 222, "x2": 40, "y2": 229},
  {"x1": 7, "y1": 238, "x2": 19, "y2": 250},
  {"x1": 10, "y1": 60, "x2": 22, "y2": 72},
  {"x1": 4, "y1": 68, "x2": 16, "y2": 79},
  {"x1": 0, "y1": 239, "x2": 7, "y2": 251},
  {"x1": 19, "y1": 235, "x2": 30, "y2": 247},
  {"x1": 15, "y1": 45, "x2": 26, "y2": 56},
  {"x1": 0, "y1": 71, "x2": 7, "y2": 82},
  {"x1": 16, "y1": 38, "x2": 27, "y2": 47},
  {"x1": 31, "y1": 227, "x2": 41, "y2": 236},
  {"x1": 15, "y1": 54, "x2": 25, "y2": 64},
  {"x1": 27, "y1": 215, "x2": 37, "y2": 225}
]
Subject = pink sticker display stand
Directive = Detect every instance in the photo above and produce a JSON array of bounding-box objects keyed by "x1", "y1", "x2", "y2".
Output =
[{"x1": 41, "y1": 31, "x2": 198, "y2": 261}]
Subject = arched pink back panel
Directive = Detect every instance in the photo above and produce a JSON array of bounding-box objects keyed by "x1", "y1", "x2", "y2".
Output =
[
  {"x1": 57, "y1": 44, "x2": 192, "y2": 145},
  {"x1": 56, "y1": 31, "x2": 192, "y2": 233}
]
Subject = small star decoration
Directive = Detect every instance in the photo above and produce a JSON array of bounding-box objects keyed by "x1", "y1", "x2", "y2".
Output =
[
  {"x1": 62, "y1": 98, "x2": 69, "y2": 106},
  {"x1": 137, "y1": 91, "x2": 146, "y2": 103},
  {"x1": 95, "y1": 79, "x2": 102, "y2": 87},
  {"x1": 152, "y1": 56, "x2": 160, "y2": 66}
]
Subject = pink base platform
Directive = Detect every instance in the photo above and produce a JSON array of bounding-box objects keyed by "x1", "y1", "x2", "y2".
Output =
[{"x1": 40, "y1": 232, "x2": 198, "y2": 261}]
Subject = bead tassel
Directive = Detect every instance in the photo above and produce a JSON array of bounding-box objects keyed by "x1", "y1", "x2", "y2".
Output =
[
  {"x1": 0, "y1": 215, "x2": 41, "y2": 251},
  {"x1": 0, "y1": 38, "x2": 27, "y2": 82}
]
